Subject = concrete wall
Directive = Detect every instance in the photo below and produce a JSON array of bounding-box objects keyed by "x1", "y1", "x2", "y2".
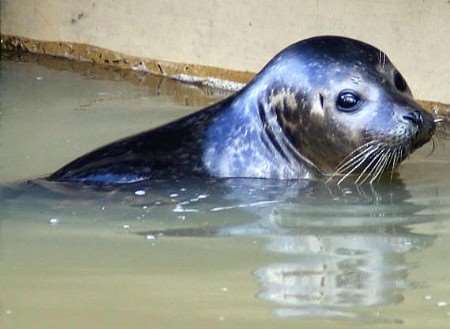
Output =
[{"x1": 1, "y1": 0, "x2": 449, "y2": 103}]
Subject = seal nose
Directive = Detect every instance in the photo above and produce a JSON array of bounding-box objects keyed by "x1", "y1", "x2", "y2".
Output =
[{"x1": 403, "y1": 110, "x2": 424, "y2": 128}]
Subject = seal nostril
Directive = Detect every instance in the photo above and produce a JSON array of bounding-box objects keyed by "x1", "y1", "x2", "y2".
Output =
[
  {"x1": 414, "y1": 110, "x2": 424, "y2": 127},
  {"x1": 403, "y1": 111, "x2": 423, "y2": 128}
]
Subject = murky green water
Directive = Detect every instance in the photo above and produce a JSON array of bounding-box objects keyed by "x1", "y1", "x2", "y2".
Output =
[{"x1": 1, "y1": 54, "x2": 450, "y2": 329}]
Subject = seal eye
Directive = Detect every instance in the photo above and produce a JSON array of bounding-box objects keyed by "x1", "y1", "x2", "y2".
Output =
[
  {"x1": 336, "y1": 91, "x2": 360, "y2": 112},
  {"x1": 394, "y1": 72, "x2": 408, "y2": 92}
]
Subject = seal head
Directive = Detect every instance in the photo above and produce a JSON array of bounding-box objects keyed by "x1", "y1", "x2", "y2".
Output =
[
  {"x1": 248, "y1": 36, "x2": 436, "y2": 183},
  {"x1": 49, "y1": 36, "x2": 435, "y2": 185}
]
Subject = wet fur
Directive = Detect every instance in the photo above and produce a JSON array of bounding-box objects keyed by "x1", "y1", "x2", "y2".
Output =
[{"x1": 49, "y1": 36, "x2": 435, "y2": 185}]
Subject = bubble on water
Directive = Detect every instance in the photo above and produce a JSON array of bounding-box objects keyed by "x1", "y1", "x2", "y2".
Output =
[
  {"x1": 180, "y1": 188, "x2": 187, "y2": 192},
  {"x1": 425, "y1": 295, "x2": 432, "y2": 300},
  {"x1": 197, "y1": 194, "x2": 209, "y2": 199},
  {"x1": 173, "y1": 204, "x2": 198, "y2": 213},
  {"x1": 122, "y1": 224, "x2": 130, "y2": 229},
  {"x1": 221, "y1": 287, "x2": 228, "y2": 292},
  {"x1": 142, "y1": 205, "x2": 148, "y2": 210},
  {"x1": 49, "y1": 218, "x2": 60, "y2": 225},
  {"x1": 176, "y1": 206, "x2": 190, "y2": 214},
  {"x1": 170, "y1": 193, "x2": 179, "y2": 198},
  {"x1": 36, "y1": 76, "x2": 43, "y2": 80},
  {"x1": 437, "y1": 301, "x2": 448, "y2": 307},
  {"x1": 135, "y1": 190, "x2": 146, "y2": 196},
  {"x1": 146, "y1": 234, "x2": 156, "y2": 240},
  {"x1": 211, "y1": 200, "x2": 278, "y2": 212}
]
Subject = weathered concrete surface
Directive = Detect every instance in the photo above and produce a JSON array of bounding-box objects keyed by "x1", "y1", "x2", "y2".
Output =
[
  {"x1": 0, "y1": 35, "x2": 253, "y2": 89},
  {"x1": 1, "y1": 0, "x2": 449, "y2": 102}
]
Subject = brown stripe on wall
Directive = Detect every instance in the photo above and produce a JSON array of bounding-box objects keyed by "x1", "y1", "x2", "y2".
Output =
[
  {"x1": 0, "y1": 34, "x2": 254, "y2": 88},
  {"x1": 1, "y1": 34, "x2": 449, "y2": 116}
]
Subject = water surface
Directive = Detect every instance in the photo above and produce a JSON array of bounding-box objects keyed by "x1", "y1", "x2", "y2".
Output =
[{"x1": 1, "y1": 54, "x2": 450, "y2": 329}]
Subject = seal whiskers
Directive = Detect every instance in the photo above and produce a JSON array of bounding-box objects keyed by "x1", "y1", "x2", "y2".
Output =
[
  {"x1": 332, "y1": 141, "x2": 408, "y2": 185},
  {"x1": 354, "y1": 147, "x2": 386, "y2": 185},
  {"x1": 370, "y1": 150, "x2": 393, "y2": 184},
  {"x1": 335, "y1": 145, "x2": 382, "y2": 185},
  {"x1": 390, "y1": 149, "x2": 399, "y2": 180},
  {"x1": 334, "y1": 142, "x2": 380, "y2": 173},
  {"x1": 328, "y1": 141, "x2": 381, "y2": 184}
]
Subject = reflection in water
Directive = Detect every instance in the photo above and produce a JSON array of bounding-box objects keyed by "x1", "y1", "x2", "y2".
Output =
[
  {"x1": 1, "y1": 51, "x2": 449, "y2": 328},
  {"x1": 4, "y1": 176, "x2": 437, "y2": 322},
  {"x1": 256, "y1": 229, "x2": 432, "y2": 320},
  {"x1": 213, "y1": 179, "x2": 435, "y2": 321},
  {"x1": 2, "y1": 51, "x2": 231, "y2": 108}
]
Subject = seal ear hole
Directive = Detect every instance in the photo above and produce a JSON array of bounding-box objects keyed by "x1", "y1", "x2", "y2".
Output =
[
  {"x1": 394, "y1": 71, "x2": 408, "y2": 92},
  {"x1": 319, "y1": 94, "x2": 324, "y2": 108}
]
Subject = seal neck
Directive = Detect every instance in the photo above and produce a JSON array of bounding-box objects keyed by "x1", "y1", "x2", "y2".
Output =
[
  {"x1": 253, "y1": 89, "x2": 323, "y2": 178},
  {"x1": 201, "y1": 84, "x2": 321, "y2": 179}
]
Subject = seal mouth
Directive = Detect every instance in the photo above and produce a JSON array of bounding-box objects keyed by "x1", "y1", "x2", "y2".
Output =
[{"x1": 328, "y1": 107, "x2": 436, "y2": 185}]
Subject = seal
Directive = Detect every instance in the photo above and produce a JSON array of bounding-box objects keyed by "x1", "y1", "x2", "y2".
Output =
[{"x1": 48, "y1": 36, "x2": 435, "y2": 185}]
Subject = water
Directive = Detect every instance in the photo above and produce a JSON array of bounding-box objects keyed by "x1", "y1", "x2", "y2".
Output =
[{"x1": 1, "y1": 54, "x2": 450, "y2": 329}]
